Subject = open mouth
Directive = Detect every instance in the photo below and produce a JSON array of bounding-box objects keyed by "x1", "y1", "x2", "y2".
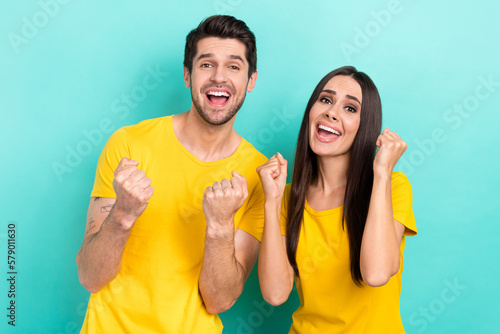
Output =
[
  {"x1": 316, "y1": 123, "x2": 341, "y2": 142},
  {"x1": 206, "y1": 90, "x2": 231, "y2": 107}
]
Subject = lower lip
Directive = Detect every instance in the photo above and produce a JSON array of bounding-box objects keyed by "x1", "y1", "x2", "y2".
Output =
[
  {"x1": 205, "y1": 94, "x2": 230, "y2": 108},
  {"x1": 315, "y1": 127, "x2": 340, "y2": 143}
]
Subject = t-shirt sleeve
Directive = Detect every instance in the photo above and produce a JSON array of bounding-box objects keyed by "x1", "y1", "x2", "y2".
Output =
[
  {"x1": 237, "y1": 179, "x2": 266, "y2": 242},
  {"x1": 238, "y1": 180, "x2": 291, "y2": 241},
  {"x1": 391, "y1": 172, "x2": 417, "y2": 236},
  {"x1": 91, "y1": 128, "x2": 132, "y2": 198}
]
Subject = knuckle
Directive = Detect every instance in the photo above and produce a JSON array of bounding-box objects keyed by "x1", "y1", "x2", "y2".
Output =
[
  {"x1": 122, "y1": 179, "x2": 133, "y2": 189},
  {"x1": 115, "y1": 173, "x2": 124, "y2": 182},
  {"x1": 129, "y1": 187, "x2": 139, "y2": 198}
]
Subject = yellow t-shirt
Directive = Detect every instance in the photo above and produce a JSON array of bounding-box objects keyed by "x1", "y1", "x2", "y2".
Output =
[
  {"x1": 80, "y1": 116, "x2": 267, "y2": 334},
  {"x1": 280, "y1": 172, "x2": 417, "y2": 334}
]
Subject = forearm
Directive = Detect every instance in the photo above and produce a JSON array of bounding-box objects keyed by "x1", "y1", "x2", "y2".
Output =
[
  {"x1": 258, "y1": 198, "x2": 293, "y2": 306},
  {"x1": 360, "y1": 172, "x2": 400, "y2": 286},
  {"x1": 199, "y1": 223, "x2": 245, "y2": 314},
  {"x1": 77, "y1": 209, "x2": 133, "y2": 293}
]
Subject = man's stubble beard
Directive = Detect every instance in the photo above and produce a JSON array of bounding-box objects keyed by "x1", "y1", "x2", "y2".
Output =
[{"x1": 191, "y1": 86, "x2": 246, "y2": 126}]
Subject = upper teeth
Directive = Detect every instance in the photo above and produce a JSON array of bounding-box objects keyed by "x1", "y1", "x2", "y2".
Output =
[
  {"x1": 207, "y1": 91, "x2": 230, "y2": 97},
  {"x1": 318, "y1": 124, "x2": 340, "y2": 135}
]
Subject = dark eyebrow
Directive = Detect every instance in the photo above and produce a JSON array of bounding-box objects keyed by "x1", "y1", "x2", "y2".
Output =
[
  {"x1": 196, "y1": 53, "x2": 244, "y2": 62},
  {"x1": 197, "y1": 53, "x2": 214, "y2": 61},
  {"x1": 346, "y1": 94, "x2": 361, "y2": 105},
  {"x1": 321, "y1": 89, "x2": 361, "y2": 105},
  {"x1": 228, "y1": 55, "x2": 244, "y2": 62}
]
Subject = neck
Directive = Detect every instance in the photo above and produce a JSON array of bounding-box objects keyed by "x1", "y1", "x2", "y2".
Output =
[
  {"x1": 315, "y1": 153, "x2": 351, "y2": 195},
  {"x1": 173, "y1": 109, "x2": 241, "y2": 162}
]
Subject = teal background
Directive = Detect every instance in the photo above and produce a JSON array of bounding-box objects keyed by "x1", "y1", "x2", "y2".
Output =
[{"x1": 1, "y1": 0, "x2": 499, "y2": 333}]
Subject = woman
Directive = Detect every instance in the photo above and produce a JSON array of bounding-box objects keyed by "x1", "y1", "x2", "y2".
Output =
[{"x1": 257, "y1": 66, "x2": 417, "y2": 333}]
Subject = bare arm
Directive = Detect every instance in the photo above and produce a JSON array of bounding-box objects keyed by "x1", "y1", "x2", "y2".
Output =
[
  {"x1": 360, "y1": 129, "x2": 407, "y2": 287},
  {"x1": 76, "y1": 197, "x2": 129, "y2": 292},
  {"x1": 76, "y1": 157, "x2": 154, "y2": 293},
  {"x1": 199, "y1": 171, "x2": 259, "y2": 314},
  {"x1": 199, "y1": 227, "x2": 260, "y2": 314},
  {"x1": 257, "y1": 154, "x2": 294, "y2": 306}
]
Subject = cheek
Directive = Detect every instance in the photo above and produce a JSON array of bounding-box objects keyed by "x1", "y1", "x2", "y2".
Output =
[
  {"x1": 345, "y1": 116, "x2": 361, "y2": 136},
  {"x1": 236, "y1": 77, "x2": 251, "y2": 93},
  {"x1": 308, "y1": 115, "x2": 317, "y2": 137},
  {"x1": 309, "y1": 106, "x2": 321, "y2": 123}
]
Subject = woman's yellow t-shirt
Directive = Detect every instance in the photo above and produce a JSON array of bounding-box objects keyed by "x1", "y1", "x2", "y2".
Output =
[{"x1": 280, "y1": 172, "x2": 417, "y2": 334}]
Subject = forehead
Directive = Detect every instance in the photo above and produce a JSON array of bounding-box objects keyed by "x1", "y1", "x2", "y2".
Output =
[
  {"x1": 323, "y1": 75, "x2": 362, "y2": 104},
  {"x1": 194, "y1": 37, "x2": 247, "y2": 62}
]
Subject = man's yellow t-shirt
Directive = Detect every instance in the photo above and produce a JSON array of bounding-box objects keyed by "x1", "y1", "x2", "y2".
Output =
[
  {"x1": 80, "y1": 116, "x2": 266, "y2": 334},
  {"x1": 280, "y1": 172, "x2": 417, "y2": 334}
]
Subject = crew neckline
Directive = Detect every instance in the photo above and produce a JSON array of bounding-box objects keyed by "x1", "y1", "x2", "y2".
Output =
[
  {"x1": 304, "y1": 199, "x2": 343, "y2": 216},
  {"x1": 166, "y1": 115, "x2": 245, "y2": 167}
]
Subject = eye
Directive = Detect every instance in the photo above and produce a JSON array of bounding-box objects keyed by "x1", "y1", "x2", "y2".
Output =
[
  {"x1": 345, "y1": 106, "x2": 357, "y2": 113},
  {"x1": 200, "y1": 63, "x2": 212, "y2": 68},
  {"x1": 229, "y1": 65, "x2": 240, "y2": 70},
  {"x1": 319, "y1": 97, "x2": 332, "y2": 104}
]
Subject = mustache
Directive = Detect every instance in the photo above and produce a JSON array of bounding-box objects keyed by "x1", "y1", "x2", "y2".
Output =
[{"x1": 200, "y1": 83, "x2": 235, "y2": 95}]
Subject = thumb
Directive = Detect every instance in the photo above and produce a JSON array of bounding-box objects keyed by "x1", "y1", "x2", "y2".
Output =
[
  {"x1": 115, "y1": 157, "x2": 139, "y2": 176},
  {"x1": 232, "y1": 170, "x2": 246, "y2": 185},
  {"x1": 277, "y1": 152, "x2": 288, "y2": 175},
  {"x1": 277, "y1": 152, "x2": 287, "y2": 165},
  {"x1": 122, "y1": 157, "x2": 139, "y2": 167},
  {"x1": 232, "y1": 171, "x2": 248, "y2": 198}
]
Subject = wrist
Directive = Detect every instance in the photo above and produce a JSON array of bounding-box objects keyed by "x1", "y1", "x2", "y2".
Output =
[
  {"x1": 373, "y1": 168, "x2": 392, "y2": 180},
  {"x1": 109, "y1": 205, "x2": 137, "y2": 231},
  {"x1": 264, "y1": 197, "x2": 282, "y2": 212},
  {"x1": 205, "y1": 219, "x2": 235, "y2": 241}
]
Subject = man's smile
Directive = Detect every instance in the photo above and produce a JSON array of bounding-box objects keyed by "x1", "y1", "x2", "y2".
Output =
[{"x1": 205, "y1": 88, "x2": 232, "y2": 108}]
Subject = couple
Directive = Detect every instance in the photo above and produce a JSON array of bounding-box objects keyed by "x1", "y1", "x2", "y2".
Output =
[{"x1": 76, "y1": 15, "x2": 416, "y2": 334}]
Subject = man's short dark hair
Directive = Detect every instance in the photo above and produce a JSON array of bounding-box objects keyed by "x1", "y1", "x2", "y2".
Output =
[{"x1": 184, "y1": 15, "x2": 257, "y2": 78}]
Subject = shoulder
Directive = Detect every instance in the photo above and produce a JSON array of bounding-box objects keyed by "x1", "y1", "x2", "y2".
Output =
[
  {"x1": 121, "y1": 116, "x2": 171, "y2": 137},
  {"x1": 239, "y1": 138, "x2": 268, "y2": 165},
  {"x1": 112, "y1": 116, "x2": 173, "y2": 151},
  {"x1": 391, "y1": 171, "x2": 412, "y2": 193}
]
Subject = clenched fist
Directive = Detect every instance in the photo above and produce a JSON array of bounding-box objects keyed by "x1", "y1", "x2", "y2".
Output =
[
  {"x1": 256, "y1": 152, "x2": 287, "y2": 200},
  {"x1": 112, "y1": 157, "x2": 154, "y2": 229},
  {"x1": 202, "y1": 171, "x2": 248, "y2": 237},
  {"x1": 373, "y1": 128, "x2": 407, "y2": 176}
]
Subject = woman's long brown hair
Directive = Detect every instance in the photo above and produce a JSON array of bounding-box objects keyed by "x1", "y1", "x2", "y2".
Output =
[{"x1": 286, "y1": 66, "x2": 382, "y2": 285}]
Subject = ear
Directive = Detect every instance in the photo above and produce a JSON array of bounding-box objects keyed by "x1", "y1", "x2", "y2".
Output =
[
  {"x1": 183, "y1": 66, "x2": 191, "y2": 88},
  {"x1": 246, "y1": 70, "x2": 258, "y2": 93}
]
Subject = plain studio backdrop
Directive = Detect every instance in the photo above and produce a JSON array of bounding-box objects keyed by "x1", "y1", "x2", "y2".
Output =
[{"x1": 1, "y1": 1, "x2": 499, "y2": 333}]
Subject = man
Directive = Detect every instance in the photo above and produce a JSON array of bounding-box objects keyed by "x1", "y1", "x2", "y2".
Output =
[{"x1": 76, "y1": 15, "x2": 266, "y2": 333}]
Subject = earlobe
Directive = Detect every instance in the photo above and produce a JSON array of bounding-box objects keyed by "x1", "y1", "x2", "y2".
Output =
[
  {"x1": 246, "y1": 71, "x2": 258, "y2": 92},
  {"x1": 183, "y1": 66, "x2": 191, "y2": 88}
]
